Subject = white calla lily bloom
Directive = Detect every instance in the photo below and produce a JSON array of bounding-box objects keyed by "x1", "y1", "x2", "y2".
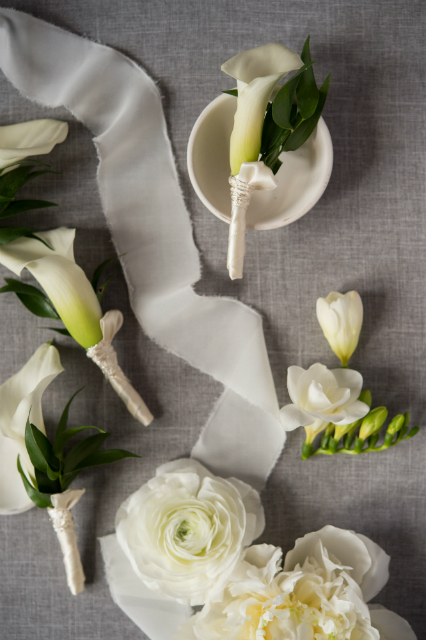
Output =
[
  {"x1": 280, "y1": 362, "x2": 369, "y2": 431},
  {"x1": 316, "y1": 290, "x2": 363, "y2": 366},
  {"x1": 0, "y1": 227, "x2": 103, "y2": 349},
  {"x1": 0, "y1": 343, "x2": 63, "y2": 514},
  {"x1": 115, "y1": 458, "x2": 265, "y2": 606},
  {"x1": 176, "y1": 525, "x2": 416, "y2": 640},
  {"x1": 0, "y1": 119, "x2": 68, "y2": 170},
  {"x1": 222, "y1": 43, "x2": 302, "y2": 176}
]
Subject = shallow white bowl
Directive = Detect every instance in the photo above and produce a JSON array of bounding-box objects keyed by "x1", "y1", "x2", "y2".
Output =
[{"x1": 187, "y1": 93, "x2": 333, "y2": 230}]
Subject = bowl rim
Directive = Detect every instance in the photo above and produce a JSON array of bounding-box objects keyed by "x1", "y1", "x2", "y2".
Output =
[{"x1": 187, "y1": 93, "x2": 334, "y2": 231}]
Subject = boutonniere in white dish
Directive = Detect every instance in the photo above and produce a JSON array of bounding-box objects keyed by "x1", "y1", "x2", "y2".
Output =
[
  {"x1": 176, "y1": 525, "x2": 416, "y2": 640},
  {"x1": 0, "y1": 227, "x2": 153, "y2": 425},
  {"x1": 280, "y1": 291, "x2": 421, "y2": 458},
  {"x1": 0, "y1": 343, "x2": 139, "y2": 595},
  {"x1": 188, "y1": 38, "x2": 332, "y2": 281}
]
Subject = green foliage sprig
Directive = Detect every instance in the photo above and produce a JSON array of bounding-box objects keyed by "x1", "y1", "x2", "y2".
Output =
[
  {"x1": 17, "y1": 389, "x2": 139, "y2": 508},
  {"x1": 0, "y1": 162, "x2": 58, "y2": 247}
]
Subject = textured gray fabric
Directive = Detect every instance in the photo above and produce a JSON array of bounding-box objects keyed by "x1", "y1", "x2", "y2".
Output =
[{"x1": 0, "y1": 1, "x2": 424, "y2": 638}]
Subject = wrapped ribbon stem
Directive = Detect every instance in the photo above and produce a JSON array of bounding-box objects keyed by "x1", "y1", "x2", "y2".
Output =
[
  {"x1": 87, "y1": 310, "x2": 153, "y2": 426},
  {"x1": 227, "y1": 162, "x2": 278, "y2": 280},
  {"x1": 47, "y1": 489, "x2": 85, "y2": 596}
]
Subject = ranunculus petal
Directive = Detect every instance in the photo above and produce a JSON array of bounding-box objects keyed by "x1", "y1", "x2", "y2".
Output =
[
  {"x1": 0, "y1": 343, "x2": 63, "y2": 514},
  {"x1": 369, "y1": 605, "x2": 417, "y2": 640},
  {"x1": 279, "y1": 404, "x2": 313, "y2": 430},
  {"x1": 0, "y1": 119, "x2": 68, "y2": 169},
  {"x1": 356, "y1": 533, "x2": 390, "y2": 601},
  {"x1": 283, "y1": 525, "x2": 372, "y2": 587}
]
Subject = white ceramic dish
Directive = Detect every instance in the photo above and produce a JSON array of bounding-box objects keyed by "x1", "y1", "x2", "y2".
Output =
[{"x1": 187, "y1": 93, "x2": 333, "y2": 230}]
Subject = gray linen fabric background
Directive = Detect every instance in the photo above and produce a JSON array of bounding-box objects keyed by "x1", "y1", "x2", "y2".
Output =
[{"x1": 0, "y1": 0, "x2": 425, "y2": 638}]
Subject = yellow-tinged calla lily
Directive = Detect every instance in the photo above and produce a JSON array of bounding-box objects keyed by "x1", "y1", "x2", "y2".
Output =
[
  {"x1": 0, "y1": 119, "x2": 68, "y2": 170},
  {"x1": 222, "y1": 43, "x2": 303, "y2": 175},
  {"x1": 0, "y1": 227, "x2": 103, "y2": 349},
  {"x1": 0, "y1": 343, "x2": 63, "y2": 514}
]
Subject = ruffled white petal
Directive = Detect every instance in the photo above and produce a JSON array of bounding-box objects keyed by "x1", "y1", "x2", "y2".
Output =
[
  {"x1": 0, "y1": 119, "x2": 68, "y2": 169},
  {"x1": 369, "y1": 605, "x2": 417, "y2": 640},
  {"x1": 356, "y1": 533, "x2": 390, "y2": 601}
]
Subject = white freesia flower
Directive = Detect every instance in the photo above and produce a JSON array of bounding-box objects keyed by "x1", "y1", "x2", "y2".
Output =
[
  {"x1": 222, "y1": 43, "x2": 302, "y2": 175},
  {"x1": 115, "y1": 458, "x2": 265, "y2": 606},
  {"x1": 0, "y1": 119, "x2": 68, "y2": 170},
  {"x1": 176, "y1": 525, "x2": 416, "y2": 640},
  {"x1": 316, "y1": 291, "x2": 363, "y2": 366},
  {"x1": 0, "y1": 343, "x2": 63, "y2": 514},
  {"x1": 0, "y1": 227, "x2": 103, "y2": 349},
  {"x1": 280, "y1": 363, "x2": 369, "y2": 431}
]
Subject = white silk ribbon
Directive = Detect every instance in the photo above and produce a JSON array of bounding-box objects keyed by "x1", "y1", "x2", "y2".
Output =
[
  {"x1": 0, "y1": 9, "x2": 285, "y2": 638},
  {"x1": 48, "y1": 488, "x2": 85, "y2": 596},
  {"x1": 228, "y1": 161, "x2": 277, "y2": 280},
  {"x1": 87, "y1": 311, "x2": 153, "y2": 426}
]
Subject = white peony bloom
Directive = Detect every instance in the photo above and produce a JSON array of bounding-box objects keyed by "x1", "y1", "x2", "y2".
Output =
[
  {"x1": 115, "y1": 458, "x2": 265, "y2": 606},
  {"x1": 0, "y1": 343, "x2": 63, "y2": 514},
  {"x1": 280, "y1": 363, "x2": 370, "y2": 431},
  {"x1": 176, "y1": 525, "x2": 416, "y2": 640},
  {"x1": 0, "y1": 119, "x2": 68, "y2": 170},
  {"x1": 0, "y1": 227, "x2": 103, "y2": 349},
  {"x1": 222, "y1": 43, "x2": 302, "y2": 176},
  {"x1": 316, "y1": 291, "x2": 363, "y2": 366}
]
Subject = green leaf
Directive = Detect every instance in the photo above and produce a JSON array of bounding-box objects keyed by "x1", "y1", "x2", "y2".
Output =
[
  {"x1": 0, "y1": 278, "x2": 59, "y2": 318},
  {"x1": 0, "y1": 227, "x2": 52, "y2": 248},
  {"x1": 270, "y1": 158, "x2": 283, "y2": 175},
  {"x1": 63, "y1": 433, "x2": 110, "y2": 474},
  {"x1": 60, "y1": 470, "x2": 80, "y2": 492},
  {"x1": 54, "y1": 388, "x2": 85, "y2": 447},
  {"x1": 0, "y1": 165, "x2": 36, "y2": 198},
  {"x1": 260, "y1": 105, "x2": 288, "y2": 155},
  {"x1": 0, "y1": 199, "x2": 57, "y2": 219},
  {"x1": 43, "y1": 326, "x2": 71, "y2": 336},
  {"x1": 96, "y1": 269, "x2": 121, "y2": 303},
  {"x1": 91, "y1": 255, "x2": 123, "y2": 292},
  {"x1": 283, "y1": 73, "x2": 331, "y2": 152},
  {"x1": 17, "y1": 455, "x2": 53, "y2": 508},
  {"x1": 222, "y1": 88, "x2": 238, "y2": 97},
  {"x1": 296, "y1": 36, "x2": 319, "y2": 120},
  {"x1": 73, "y1": 448, "x2": 140, "y2": 470},
  {"x1": 272, "y1": 62, "x2": 315, "y2": 130},
  {"x1": 35, "y1": 468, "x2": 60, "y2": 494},
  {"x1": 53, "y1": 426, "x2": 105, "y2": 457},
  {"x1": 25, "y1": 417, "x2": 59, "y2": 474}
]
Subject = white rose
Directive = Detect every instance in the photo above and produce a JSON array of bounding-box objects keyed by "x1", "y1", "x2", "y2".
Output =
[
  {"x1": 177, "y1": 525, "x2": 417, "y2": 640},
  {"x1": 115, "y1": 458, "x2": 265, "y2": 606},
  {"x1": 316, "y1": 291, "x2": 363, "y2": 366},
  {"x1": 280, "y1": 362, "x2": 369, "y2": 431}
]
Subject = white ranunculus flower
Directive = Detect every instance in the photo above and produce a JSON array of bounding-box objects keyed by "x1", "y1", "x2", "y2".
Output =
[
  {"x1": 280, "y1": 363, "x2": 370, "y2": 431},
  {"x1": 176, "y1": 525, "x2": 416, "y2": 640},
  {"x1": 0, "y1": 227, "x2": 103, "y2": 349},
  {"x1": 222, "y1": 43, "x2": 302, "y2": 176},
  {"x1": 316, "y1": 291, "x2": 363, "y2": 366},
  {"x1": 0, "y1": 119, "x2": 68, "y2": 170},
  {"x1": 115, "y1": 458, "x2": 265, "y2": 606},
  {"x1": 0, "y1": 343, "x2": 63, "y2": 514}
]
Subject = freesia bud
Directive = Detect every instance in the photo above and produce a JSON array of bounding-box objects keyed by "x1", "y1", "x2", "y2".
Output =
[
  {"x1": 316, "y1": 291, "x2": 363, "y2": 366},
  {"x1": 359, "y1": 406, "x2": 388, "y2": 440},
  {"x1": 222, "y1": 43, "x2": 302, "y2": 176},
  {"x1": 0, "y1": 119, "x2": 68, "y2": 170},
  {"x1": 387, "y1": 414, "x2": 405, "y2": 435}
]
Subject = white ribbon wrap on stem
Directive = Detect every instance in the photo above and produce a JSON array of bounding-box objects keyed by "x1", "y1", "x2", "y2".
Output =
[
  {"x1": 227, "y1": 161, "x2": 278, "y2": 280},
  {"x1": 47, "y1": 488, "x2": 85, "y2": 596},
  {"x1": 86, "y1": 311, "x2": 153, "y2": 426},
  {"x1": 0, "y1": 10, "x2": 286, "y2": 638}
]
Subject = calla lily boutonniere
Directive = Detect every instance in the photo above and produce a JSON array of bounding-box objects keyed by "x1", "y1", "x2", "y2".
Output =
[
  {"x1": 221, "y1": 38, "x2": 331, "y2": 280},
  {"x1": 0, "y1": 227, "x2": 153, "y2": 425}
]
